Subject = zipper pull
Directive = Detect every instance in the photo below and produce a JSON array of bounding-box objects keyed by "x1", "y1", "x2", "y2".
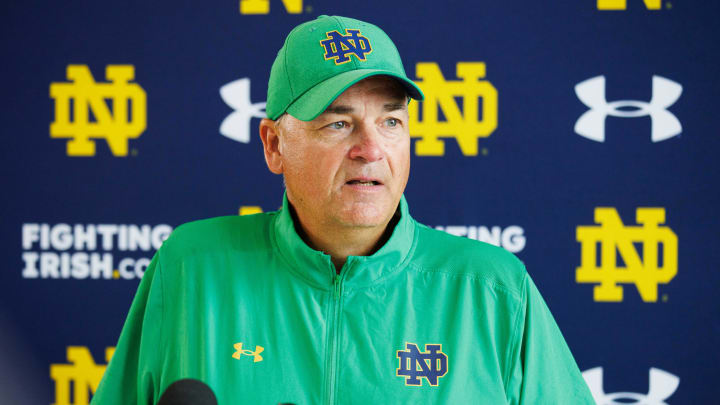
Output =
[{"x1": 334, "y1": 275, "x2": 342, "y2": 300}]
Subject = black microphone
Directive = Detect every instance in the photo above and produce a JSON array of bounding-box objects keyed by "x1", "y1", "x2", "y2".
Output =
[{"x1": 157, "y1": 379, "x2": 218, "y2": 405}]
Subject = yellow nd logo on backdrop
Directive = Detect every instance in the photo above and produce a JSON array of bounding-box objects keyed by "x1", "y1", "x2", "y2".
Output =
[
  {"x1": 50, "y1": 346, "x2": 114, "y2": 405},
  {"x1": 50, "y1": 65, "x2": 146, "y2": 157},
  {"x1": 597, "y1": 0, "x2": 661, "y2": 10},
  {"x1": 240, "y1": 0, "x2": 302, "y2": 14},
  {"x1": 576, "y1": 208, "x2": 678, "y2": 302},
  {"x1": 409, "y1": 62, "x2": 498, "y2": 157}
]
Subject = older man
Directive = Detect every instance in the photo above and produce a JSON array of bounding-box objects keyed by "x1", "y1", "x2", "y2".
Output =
[{"x1": 92, "y1": 15, "x2": 594, "y2": 404}]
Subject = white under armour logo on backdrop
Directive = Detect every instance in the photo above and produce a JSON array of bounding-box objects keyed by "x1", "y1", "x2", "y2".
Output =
[
  {"x1": 574, "y1": 75, "x2": 682, "y2": 143},
  {"x1": 220, "y1": 78, "x2": 267, "y2": 143},
  {"x1": 583, "y1": 367, "x2": 680, "y2": 405}
]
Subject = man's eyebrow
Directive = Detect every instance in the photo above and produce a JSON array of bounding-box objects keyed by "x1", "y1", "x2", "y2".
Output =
[
  {"x1": 383, "y1": 102, "x2": 407, "y2": 112},
  {"x1": 320, "y1": 101, "x2": 407, "y2": 116},
  {"x1": 322, "y1": 105, "x2": 354, "y2": 115}
]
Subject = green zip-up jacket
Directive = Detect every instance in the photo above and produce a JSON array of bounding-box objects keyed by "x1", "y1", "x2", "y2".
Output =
[{"x1": 92, "y1": 196, "x2": 595, "y2": 404}]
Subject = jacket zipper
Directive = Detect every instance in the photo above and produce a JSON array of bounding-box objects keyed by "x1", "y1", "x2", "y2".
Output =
[{"x1": 326, "y1": 272, "x2": 345, "y2": 405}]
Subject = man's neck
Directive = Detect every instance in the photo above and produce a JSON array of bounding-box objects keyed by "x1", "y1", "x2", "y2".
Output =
[{"x1": 288, "y1": 204, "x2": 399, "y2": 273}]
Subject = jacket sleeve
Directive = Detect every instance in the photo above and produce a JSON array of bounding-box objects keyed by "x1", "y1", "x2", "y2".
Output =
[
  {"x1": 90, "y1": 251, "x2": 165, "y2": 405},
  {"x1": 505, "y1": 273, "x2": 596, "y2": 405}
]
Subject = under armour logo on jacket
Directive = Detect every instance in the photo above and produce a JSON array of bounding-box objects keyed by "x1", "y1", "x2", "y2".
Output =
[
  {"x1": 232, "y1": 342, "x2": 264, "y2": 362},
  {"x1": 574, "y1": 75, "x2": 682, "y2": 143}
]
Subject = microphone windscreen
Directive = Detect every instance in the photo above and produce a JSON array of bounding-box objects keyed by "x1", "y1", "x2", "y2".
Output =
[{"x1": 157, "y1": 378, "x2": 218, "y2": 405}]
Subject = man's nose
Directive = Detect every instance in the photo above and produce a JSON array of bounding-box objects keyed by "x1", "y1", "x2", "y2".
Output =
[{"x1": 348, "y1": 124, "x2": 383, "y2": 162}]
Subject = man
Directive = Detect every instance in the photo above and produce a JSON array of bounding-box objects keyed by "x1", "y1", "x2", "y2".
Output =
[{"x1": 92, "y1": 15, "x2": 595, "y2": 404}]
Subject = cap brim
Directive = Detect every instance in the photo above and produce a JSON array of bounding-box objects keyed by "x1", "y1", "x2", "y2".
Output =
[{"x1": 285, "y1": 69, "x2": 424, "y2": 121}]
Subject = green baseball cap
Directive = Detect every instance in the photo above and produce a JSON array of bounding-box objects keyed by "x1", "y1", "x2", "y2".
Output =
[{"x1": 266, "y1": 15, "x2": 424, "y2": 121}]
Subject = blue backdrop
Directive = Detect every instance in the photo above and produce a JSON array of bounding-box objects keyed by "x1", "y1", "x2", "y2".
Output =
[{"x1": 2, "y1": 1, "x2": 719, "y2": 403}]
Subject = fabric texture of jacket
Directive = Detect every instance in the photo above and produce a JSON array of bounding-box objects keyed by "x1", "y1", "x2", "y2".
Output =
[{"x1": 91, "y1": 195, "x2": 595, "y2": 404}]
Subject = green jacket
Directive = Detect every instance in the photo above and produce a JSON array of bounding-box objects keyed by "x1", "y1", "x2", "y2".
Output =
[{"x1": 92, "y1": 196, "x2": 595, "y2": 404}]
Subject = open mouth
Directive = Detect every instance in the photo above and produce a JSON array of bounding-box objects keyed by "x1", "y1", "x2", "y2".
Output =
[{"x1": 346, "y1": 180, "x2": 381, "y2": 186}]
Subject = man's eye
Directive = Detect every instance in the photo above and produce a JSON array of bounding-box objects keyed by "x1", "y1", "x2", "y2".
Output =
[
  {"x1": 328, "y1": 121, "x2": 347, "y2": 130},
  {"x1": 386, "y1": 118, "x2": 399, "y2": 127}
]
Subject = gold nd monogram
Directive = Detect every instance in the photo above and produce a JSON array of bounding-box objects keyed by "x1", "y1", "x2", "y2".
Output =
[
  {"x1": 597, "y1": 0, "x2": 661, "y2": 10},
  {"x1": 576, "y1": 207, "x2": 678, "y2": 302},
  {"x1": 408, "y1": 62, "x2": 498, "y2": 156},
  {"x1": 50, "y1": 65, "x2": 147, "y2": 157},
  {"x1": 50, "y1": 346, "x2": 114, "y2": 405},
  {"x1": 239, "y1": 0, "x2": 303, "y2": 14}
]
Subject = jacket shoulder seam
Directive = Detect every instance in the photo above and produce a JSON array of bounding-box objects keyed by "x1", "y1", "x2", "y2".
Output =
[
  {"x1": 406, "y1": 262, "x2": 524, "y2": 299},
  {"x1": 502, "y1": 271, "x2": 528, "y2": 396},
  {"x1": 150, "y1": 248, "x2": 167, "y2": 402}
]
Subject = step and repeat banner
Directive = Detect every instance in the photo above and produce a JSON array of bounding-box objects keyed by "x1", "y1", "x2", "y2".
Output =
[{"x1": 2, "y1": 1, "x2": 719, "y2": 403}]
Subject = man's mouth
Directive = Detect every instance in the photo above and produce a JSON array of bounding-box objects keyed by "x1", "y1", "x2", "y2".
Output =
[{"x1": 346, "y1": 179, "x2": 382, "y2": 186}]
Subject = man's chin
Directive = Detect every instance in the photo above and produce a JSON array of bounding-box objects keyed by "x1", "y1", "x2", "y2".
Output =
[
  {"x1": 335, "y1": 207, "x2": 390, "y2": 229},
  {"x1": 337, "y1": 217, "x2": 385, "y2": 229}
]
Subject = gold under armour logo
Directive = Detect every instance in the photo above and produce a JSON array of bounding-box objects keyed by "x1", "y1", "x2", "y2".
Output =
[
  {"x1": 232, "y1": 342, "x2": 264, "y2": 362},
  {"x1": 576, "y1": 207, "x2": 678, "y2": 302},
  {"x1": 408, "y1": 62, "x2": 498, "y2": 156},
  {"x1": 50, "y1": 64, "x2": 147, "y2": 157}
]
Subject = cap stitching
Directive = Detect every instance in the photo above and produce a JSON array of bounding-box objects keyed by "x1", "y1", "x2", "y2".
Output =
[
  {"x1": 289, "y1": 69, "x2": 419, "y2": 120},
  {"x1": 332, "y1": 16, "x2": 360, "y2": 70},
  {"x1": 283, "y1": 36, "x2": 295, "y2": 99}
]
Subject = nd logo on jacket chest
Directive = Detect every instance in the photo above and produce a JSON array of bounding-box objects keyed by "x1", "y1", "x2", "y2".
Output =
[{"x1": 396, "y1": 343, "x2": 448, "y2": 386}]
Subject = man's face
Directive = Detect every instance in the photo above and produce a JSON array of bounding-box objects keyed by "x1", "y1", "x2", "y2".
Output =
[{"x1": 274, "y1": 76, "x2": 410, "y2": 233}]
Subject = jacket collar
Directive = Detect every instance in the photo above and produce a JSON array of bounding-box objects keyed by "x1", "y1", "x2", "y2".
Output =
[{"x1": 271, "y1": 192, "x2": 417, "y2": 291}]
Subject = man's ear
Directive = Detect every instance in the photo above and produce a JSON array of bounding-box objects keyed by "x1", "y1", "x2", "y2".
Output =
[{"x1": 259, "y1": 118, "x2": 283, "y2": 174}]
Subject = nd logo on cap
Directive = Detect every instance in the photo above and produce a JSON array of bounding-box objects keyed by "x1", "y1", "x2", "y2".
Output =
[
  {"x1": 320, "y1": 29, "x2": 372, "y2": 65},
  {"x1": 265, "y1": 15, "x2": 423, "y2": 122}
]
